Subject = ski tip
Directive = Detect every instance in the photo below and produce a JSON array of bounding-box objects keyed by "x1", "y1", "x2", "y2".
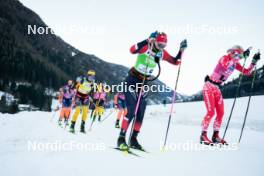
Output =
[
  {"x1": 160, "y1": 147, "x2": 167, "y2": 153},
  {"x1": 123, "y1": 150, "x2": 129, "y2": 156},
  {"x1": 111, "y1": 147, "x2": 140, "y2": 157}
]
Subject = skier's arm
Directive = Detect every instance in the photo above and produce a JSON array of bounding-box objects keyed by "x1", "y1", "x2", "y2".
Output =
[
  {"x1": 219, "y1": 55, "x2": 231, "y2": 69},
  {"x1": 162, "y1": 49, "x2": 182, "y2": 65},
  {"x1": 58, "y1": 88, "x2": 64, "y2": 103},
  {"x1": 71, "y1": 89, "x2": 77, "y2": 107},
  {"x1": 162, "y1": 39, "x2": 187, "y2": 65},
  {"x1": 130, "y1": 40, "x2": 149, "y2": 54},
  {"x1": 114, "y1": 94, "x2": 118, "y2": 108},
  {"x1": 235, "y1": 63, "x2": 254, "y2": 76}
]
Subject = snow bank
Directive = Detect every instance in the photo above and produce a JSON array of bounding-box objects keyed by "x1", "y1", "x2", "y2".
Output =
[{"x1": 0, "y1": 96, "x2": 263, "y2": 176}]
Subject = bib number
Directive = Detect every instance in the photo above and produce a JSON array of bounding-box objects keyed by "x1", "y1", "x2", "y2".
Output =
[{"x1": 137, "y1": 64, "x2": 154, "y2": 75}]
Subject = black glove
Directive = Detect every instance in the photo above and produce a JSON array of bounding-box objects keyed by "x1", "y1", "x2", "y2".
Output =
[
  {"x1": 252, "y1": 52, "x2": 261, "y2": 65},
  {"x1": 243, "y1": 49, "x2": 250, "y2": 58},
  {"x1": 180, "y1": 39, "x2": 187, "y2": 50},
  {"x1": 137, "y1": 39, "x2": 148, "y2": 51}
]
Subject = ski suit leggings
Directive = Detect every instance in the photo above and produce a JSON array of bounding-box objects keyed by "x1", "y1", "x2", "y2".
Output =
[
  {"x1": 117, "y1": 108, "x2": 127, "y2": 120},
  {"x1": 121, "y1": 74, "x2": 147, "y2": 133},
  {"x1": 201, "y1": 82, "x2": 224, "y2": 131},
  {"x1": 72, "y1": 97, "x2": 89, "y2": 122},
  {"x1": 60, "y1": 108, "x2": 71, "y2": 120},
  {"x1": 60, "y1": 98, "x2": 72, "y2": 119}
]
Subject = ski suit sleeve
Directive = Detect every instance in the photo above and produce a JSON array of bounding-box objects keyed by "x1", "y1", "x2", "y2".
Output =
[
  {"x1": 114, "y1": 94, "x2": 118, "y2": 105},
  {"x1": 130, "y1": 39, "x2": 149, "y2": 54},
  {"x1": 58, "y1": 88, "x2": 64, "y2": 103},
  {"x1": 235, "y1": 63, "x2": 254, "y2": 76},
  {"x1": 162, "y1": 49, "x2": 182, "y2": 65},
  {"x1": 219, "y1": 56, "x2": 231, "y2": 69}
]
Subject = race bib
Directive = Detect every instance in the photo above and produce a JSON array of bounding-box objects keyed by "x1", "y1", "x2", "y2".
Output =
[
  {"x1": 137, "y1": 64, "x2": 154, "y2": 75},
  {"x1": 78, "y1": 82, "x2": 92, "y2": 94}
]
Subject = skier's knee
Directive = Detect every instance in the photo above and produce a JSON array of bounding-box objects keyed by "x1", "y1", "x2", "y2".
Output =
[
  {"x1": 206, "y1": 110, "x2": 215, "y2": 118},
  {"x1": 216, "y1": 110, "x2": 224, "y2": 118}
]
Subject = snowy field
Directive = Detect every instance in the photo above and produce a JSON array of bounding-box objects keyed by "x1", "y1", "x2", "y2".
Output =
[{"x1": 0, "y1": 96, "x2": 264, "y2": 176}]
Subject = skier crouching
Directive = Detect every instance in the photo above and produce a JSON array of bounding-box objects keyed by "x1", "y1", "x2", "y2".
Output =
[
  {"x1": 69, "y1": 70, "x2": 96, "y2": 133},
  {"x1": 200, "y1": 46, "x2": 260, "y2": 145},
  {"x1": 117, "y1": 31, "x2": 187, "y2": 151}
]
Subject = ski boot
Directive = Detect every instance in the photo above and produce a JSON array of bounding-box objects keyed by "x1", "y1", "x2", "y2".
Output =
[
  {"x1": 200, "y1": 131, "x2": 213, "y2": 145},
  {"x1": 212, "y1": 131, "x2": 227, "y2": 145},
  {"x1": 64, "y1": 119, "x2": 69, "y2": 126},
  {"x1": 92, "y1": 116, "x2": 96, "y2": 123},
  {"x1": 117, "y1": 130, "x2": 129, "y2": 151},
  {"x1": 80, "y1": 120, "x2": 86, "y2": 133},
  {"x1": 58, "y1": 119, "x2": 62, "y2": 127},
  {"x1": 117, "y1": 135, "x2": 129, "y2": 151},
  {"x1": 98, "y1": 116, "x2": 101, "y2": 122},
  {"x1": 129, "y1": 131, "x2": 144, "y2": 151},
  {"x1": 69, "y1": 121, "x2": 75, "y2": 133},
  {"x1": 115, "y1": 120, "x2": 120, "y2": 128}
]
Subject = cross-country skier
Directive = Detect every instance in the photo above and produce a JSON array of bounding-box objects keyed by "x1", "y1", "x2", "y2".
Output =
[
  {"x1": 69, "y1": 70, "x2": 96, "y2": 133},
  {"x1": 117, "y1": 31, "x2": 187, "y2": 151},
  {"x1": 58, "y1": 80, "x2": 75, "y2": 127},
  {"x1": 114, "y1": 92, "x2": 127, "y2": 128},
  {"x1": 91, "y1": 82, "x2": 110, "y2": 122},
  {"x1": 200, "y1": 46, "x2": 260, "y2": 145}
]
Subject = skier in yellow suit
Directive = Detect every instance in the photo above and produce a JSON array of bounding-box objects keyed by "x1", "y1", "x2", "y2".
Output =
[{"x1": 69, "y1": 70, "x2": 96, "y2": 133}]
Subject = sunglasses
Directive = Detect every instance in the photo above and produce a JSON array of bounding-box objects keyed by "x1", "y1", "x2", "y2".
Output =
[
  {"x1": 87, "y1": 75, "x2": 95, "y2": 82},
  {"x1": 156, "y1": 42, "x2": 166, "y2": 49},
  {"x1": 233, "y1": 53, "x2": 244, "y2": 59}
]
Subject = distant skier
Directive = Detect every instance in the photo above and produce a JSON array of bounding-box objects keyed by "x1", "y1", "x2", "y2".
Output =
[
  {"x1": 117, "y1": 31, "x2": 187, "y2": 151},
  {"x1": 114, "y1": 92, "x2": 127, "y2": 128},
  {"x1": 58, "y1": 80, "x2": 75, "y2": 127},
  {"x1": 91, "y1": 82, "x2": 110, "y2": 122},
  {"x1": 162, "y1": 99, "x2": 167, "y2": 107},
  {"x1": 69, "y1": 70, "x2": 96, "y2": 133},
  {"x1": 200, "y1": 46, "x2": 260, "y2": 145}
]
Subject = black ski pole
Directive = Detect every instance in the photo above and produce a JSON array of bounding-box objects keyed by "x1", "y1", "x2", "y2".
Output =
[
  {"x1": 162, "y1": 63, "x2": 182, "y2": 150},
  {"x1": 223, "y1": 47, "x2": 252, "y2": 139},
  {"x1": 239, "y1": 63, "x2": 259, "y2": 143}
]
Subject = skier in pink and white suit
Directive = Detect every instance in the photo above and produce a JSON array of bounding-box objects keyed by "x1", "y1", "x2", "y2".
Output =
[{"x1": 200, "y1": 45, "x2": 260, "y2": 145}]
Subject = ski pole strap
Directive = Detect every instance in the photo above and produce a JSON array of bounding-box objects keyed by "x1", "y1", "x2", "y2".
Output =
[{"x1": 147, "y1": 61, "x2": 161, "y2": 81}]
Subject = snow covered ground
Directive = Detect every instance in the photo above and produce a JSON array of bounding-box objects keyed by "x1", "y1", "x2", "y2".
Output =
[{"x1": 0, "y1": 96, "x2": 264, "y2": 176}]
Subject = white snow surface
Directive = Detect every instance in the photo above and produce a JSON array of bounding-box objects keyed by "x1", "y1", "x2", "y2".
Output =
[{"x1": 0, "y1": 96, "x2": 264, "y2": 176}]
